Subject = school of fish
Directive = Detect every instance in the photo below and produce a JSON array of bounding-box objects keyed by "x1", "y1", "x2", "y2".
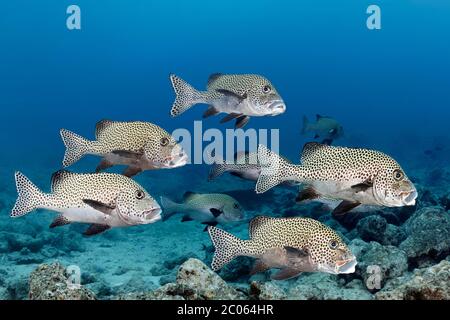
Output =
[{"x1": 10, "y1": 72, "x2": 420, "y2": 281}]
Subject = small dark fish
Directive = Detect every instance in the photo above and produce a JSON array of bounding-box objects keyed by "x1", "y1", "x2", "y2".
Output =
[
  {"x1": 161, "y1": 192, "x2": 243, "y2": 229},
  {"x1": 302, "y1": 115, "x2": 344, "y2": 145}
]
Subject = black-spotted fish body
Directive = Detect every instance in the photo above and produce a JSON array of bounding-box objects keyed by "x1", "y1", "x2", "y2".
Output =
[
  {"x1": 302, "y1": 115, "x2": 344, "y2": 145},
  {"x1": 170, "y1": 74, "x2": 286, "y2": 128},
  {"x1": 256, "y1": 143, "x2": 418, "y2": 216},
  {"x1": 209, "y1": 152, "x2": 261, "y2": 181},
  {"x1": 11, "y1": 171, "x2": 161, "y2": 236},
  {"x1": 161, "y1": 192, "x2": 243, "y2": 228},
  {"x1": 209, "y1": 151, "x2": 300, "y2": 188},
  {"x1": 208, "y1": 216, "x2": 356, "y2": 280},
  {"x1": 60, "y1": 120, "x2": 188, "y2": 177}
]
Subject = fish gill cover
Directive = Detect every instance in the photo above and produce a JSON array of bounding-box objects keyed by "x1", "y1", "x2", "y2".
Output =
[{"x1": 0, "y1": 0, "x2": 449, "y2": 301}]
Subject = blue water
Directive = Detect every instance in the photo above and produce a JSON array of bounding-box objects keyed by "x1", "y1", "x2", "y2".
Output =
[{"x1": 1, "y1": 0, "x2": 450, "y2": 300}]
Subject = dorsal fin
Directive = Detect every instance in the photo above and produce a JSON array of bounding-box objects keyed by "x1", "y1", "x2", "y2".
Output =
[
  {"x1": 183, "y1": 191, "x2": 197, "y2": 201},
  {"x1": 316, "y1": 114, "x2": 331, "y2": 121},
  {"x1": 249, "y1": 216, "x2": 273, "y2": 240},
  {"x1": 50, "y1": 170, "x2": 75, "y2": 192},
  {"x1": 95, "y1": 120, "x2": 115, "y2": 139},
  {"x1": 300, "y1": 142, "x2": 329, "y2": 165},
  {"x1": 207, "y1": 73, "x2": 223, "y2": 86}
]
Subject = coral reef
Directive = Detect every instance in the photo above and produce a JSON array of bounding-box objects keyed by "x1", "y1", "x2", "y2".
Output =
[
  {"x1": 1, "y1": 165, "x2": 449, "y2": 301},
  {"x1": 376, "y1": 260, "x2": 450, "y2": 300},
  {"x1": 117, "y1": 259, "x2": 245, "y2": 300},
  {"x1": 399, "y1": 206, "x2": 450, "y2": 267},
  {"x1": 29, "y1": 262, "x2": 96, "y2": 300}
]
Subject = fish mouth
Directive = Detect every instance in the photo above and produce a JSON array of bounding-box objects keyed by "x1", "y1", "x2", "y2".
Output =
[
  {"x1": 401, "y1": 190, "x2": 418, "y2": 206},
  {"x1": 336, "y1": 257, "x2": 357, "y2": 274},
  {"x1": 164, "y1": 151, "x2": 188, "y2": 168},
  {"x1": 267, "y1": 100, "x2": 286, "y2": 115},
  {"x1": 143, "y1": 207, "x2": 162, "y2": 223}
]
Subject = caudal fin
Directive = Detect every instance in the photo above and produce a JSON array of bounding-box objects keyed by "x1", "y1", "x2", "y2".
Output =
[
  {"x1": 207, "y1": 226, "x2": 245, "y2": 271},
  {"x1": 301, "y1": 115, "x2": 309, "y2": 135},
  {"x1": 169, "y1": 74, "x2": 206, "y2": 117},
  {"x1": 255, "y1": 145, "x2": 301, "y2": 194},
  {"x1": 11, "y1": 172, "x2": 45, "y2": 218},
  {"x1": 60, "y1": 129, "x2": 91, "y2": 167},
  {"x1": 160, "y1": 196, "x2": 180, "y2": 221}
]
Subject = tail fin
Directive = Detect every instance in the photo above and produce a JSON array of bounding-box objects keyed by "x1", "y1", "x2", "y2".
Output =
[
  {"x1": 169, "y1": 74, "x2": 206, "y2": 117},
  {"x1": 207, "y1": 226, "x2": 245, "y2": 271},
  {"x1": 160, "y1": 196, "x2": 180, "y2": 221},
  {"x1": 11, "y1": 172, "x2": 46, "y2": 218},
  {"x1": 301, "y1": 116, "x2": 309, "y2": 135},
  {"x1": 208, "y1": 163, "x2": 229, "y2": 181},
  {"x1": 255, "y1": 144, "x2": 302, "y2": 194},
  {"x1": 60, "y1": 129, "x2": 91, "y2": 167}
]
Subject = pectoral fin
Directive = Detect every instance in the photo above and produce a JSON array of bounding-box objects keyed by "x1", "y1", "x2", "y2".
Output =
[
  {"x1": 295, "y1": 187, "x2": 319, "y2": 203},
  {"x1": 96, "y1": 159, "x2": 114, "y2": 173},
  {"x1": 271, "y1": 268, "x2": 302, "y2": 281},
  {"x1": 122, "y1": 166, "x2": 142, "y2": 177},
  {"x1": 111, "y1": 150, "x2": 143, "y2": 160},
  {"x1": 210, "y1": 208, "x2": 223, "y2": 218},
  {"x1": 82, "y1": 199, "x2": 115, "y2": 215},
  {"x1": 220, "y1": 113, "x2": 243, "y2": 123},
  {"x1": 250, "y1": 259, "x2": 270, "y2": 275},
  {"x1": 351, "y1": 180, "x2": 373, "y2": 192},
  {"x1": 203, "y1": 106, "x2": 219, "y2": 118},
  {"x1": 332, "y1": 201, "x2": 361, "y2": 216},
  {"x1": 216, "y1": 89, "x2": 247, "y2": 103},
  {"x1": 83, "y1": 224, "x2": 111, "y2": 236},
  {"x1": 284, "y1": 246, "x2": 309, "y2": 259},
  {"x1": 230, "y1": 171, "x2": 245, "y2": 178},
  {"x1": 49, "y1": 215, "x2": 71, "y2": 228},
  {"x1": 235, "y1": 116, "x2": 250, "y2": 129},
  {"x1": 284, "y1": 247, "x2": 315, "y2": 272},
  {"x1": 181, "y1": 215, "x2": 193, "y2": 222}
]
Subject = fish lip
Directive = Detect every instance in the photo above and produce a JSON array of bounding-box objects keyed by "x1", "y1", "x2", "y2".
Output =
[
  {"x1": 164, "y1": 152, "x2": 188, "y2": 168},
  {"x1": 267, "y1": 100, "x2": 286, "y2": 115},
  {"x1": 336, "y1": 257, "x2": 357, "y2": 274},
  {"x1": 143, "y1": 207, "x2": 162, "y2": 223},
  {"x1": 401, "y1": 190, "x2": 418, "y2": 206}
]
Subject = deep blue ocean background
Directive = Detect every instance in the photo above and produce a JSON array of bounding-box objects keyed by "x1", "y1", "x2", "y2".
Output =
[{"x1": 0, "y1": 0, "x2": 450, "y2": 300}]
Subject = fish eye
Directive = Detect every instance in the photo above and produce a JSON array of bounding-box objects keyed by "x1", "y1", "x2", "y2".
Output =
[
  {"x1": 233, "y1": 203, "x2": 240, "y2": 209},
  {"x1": 160, "y1": 137, "x2": 170, "y2": 147},
  {"x1": 135, "y1": 190, "x2": 145, "y2": 200},
  {"x1": 393, "y1": 169, "x2": 404, "y2": 181},
  {"x1": 262, "y1": 85, "x2": 271, "y2": 93},
  {"x1": 329, "y1": 240, "x2": 338, "y2": 249}
]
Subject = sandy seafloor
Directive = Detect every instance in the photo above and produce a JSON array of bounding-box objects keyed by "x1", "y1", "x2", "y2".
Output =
[{"x1": 1, "y1": 149, "x2": 449, "y2": 300}]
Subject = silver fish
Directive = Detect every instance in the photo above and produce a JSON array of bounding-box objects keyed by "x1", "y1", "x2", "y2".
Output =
[
  {"x1": 255, "y1": 143, "x2": 418, "y2": 216},
  {"x1": 60, "y1": 120, "x2": 188, "y2": 177},
  {"x1": 209, "y1": 151, "x2": 299, "y2": 187},
  {"x1": 161, "y1": 192, "x2": 243, "y2": 229},
  {"x1": 11, "y1": 171, "x2": 161, "y2": 236},
  {"x1": 170, "y1": 73, "x2": 286, "y2": 128},
  {"x1": 208, "y1": 216, "x2": 357, "y2": 280}
]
